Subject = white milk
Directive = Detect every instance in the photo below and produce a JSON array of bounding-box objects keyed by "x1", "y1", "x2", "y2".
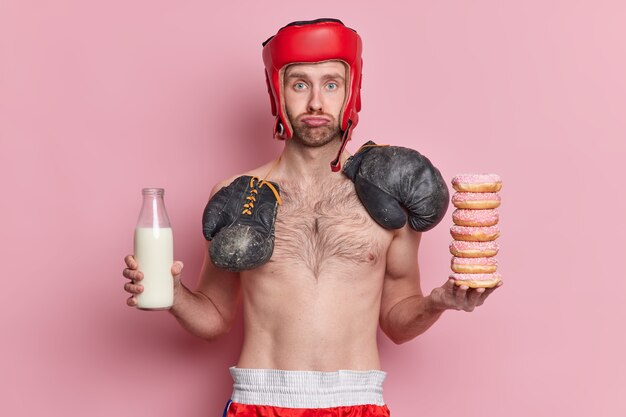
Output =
[{"x1": 133, "y1": 227, "x2": 174, "y2": 310}]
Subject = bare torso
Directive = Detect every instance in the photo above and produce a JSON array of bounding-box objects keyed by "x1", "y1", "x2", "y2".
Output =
[{"x1": 235, "y1": 172, "x2": 395, "y2": 371}]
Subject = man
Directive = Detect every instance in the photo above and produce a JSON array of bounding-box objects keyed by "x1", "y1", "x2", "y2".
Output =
[{"x1": 122, "y1": 19, "x2": 501, "y2": 417}]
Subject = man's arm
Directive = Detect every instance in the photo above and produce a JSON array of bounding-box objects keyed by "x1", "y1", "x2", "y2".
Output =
[
  {"x1": 169, "y1": 180, "x2": 241, "y2": 341},
  {"x1": 379, "y1": 226, "x2": 501, "y2": 345},
  {"x1": 169, "y1": 240, "x2": 240, "y2": 341},
  {"x1": 379, "y1": 227, "x2": 443, "y2": 345}
]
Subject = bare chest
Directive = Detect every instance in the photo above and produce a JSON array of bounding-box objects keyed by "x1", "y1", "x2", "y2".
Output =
[{"x1": 269, "y1": 179, "x2": 390, "y2": 276}]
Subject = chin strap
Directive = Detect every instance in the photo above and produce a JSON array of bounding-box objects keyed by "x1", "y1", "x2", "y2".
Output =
[{"x1": 330, "y1": 120, "x2": 354, "y2": 172}]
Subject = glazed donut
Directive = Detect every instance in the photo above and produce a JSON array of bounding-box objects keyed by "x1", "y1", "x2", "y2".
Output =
[
  {"x1": 450, "y1": 273, "x2": 502, "y2": 288},
  {"x1": 452, "y1": 192, "x2": 501, "y2": 209},
  {"x1": 451, "y1": 256, "x2": 498, "y2": 274},
  {"x1": 452, "y1": 173, "x2": 502, "y2": 193},
  {"x1": 449, "y1": 240, "x2": 499, "y2": 258},
  {"x1": 452, "y1": 208, "x2": 499, "y2": 227},
  {"x1": 450, "y1": 225, "x2": 500, "y2": 242}
]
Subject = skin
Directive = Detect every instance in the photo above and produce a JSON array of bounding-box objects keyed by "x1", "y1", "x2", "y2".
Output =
[{"x1": 122, "y1": 60, "x2": 501, "y2": 370}]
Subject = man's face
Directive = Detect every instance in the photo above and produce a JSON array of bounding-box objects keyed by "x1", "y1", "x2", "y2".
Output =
[{"x1": 283, "y1": 60, "x2": 347, "y2": 147}]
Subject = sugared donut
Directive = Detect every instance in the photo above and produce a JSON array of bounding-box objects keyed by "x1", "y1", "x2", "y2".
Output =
[
  {"x1": 450, "y1": 273, "x2": 502, "y2": 288},
  {"x1": 449, "y1": 240, "x2": 499, "y2": 258},
  {"x1": 452, "y1": 174, "x2": 502, "y2": 193},
  {"x1": 452, "y1": 192, "x2": 501, "y2": 209},
  {"x1": 452, "y1": 208, "x2": 499, "y2": 227},
  {"x1": 451, "y1": 256, "x2": 498, "y2": 274},
  {"x1": 450, "y1": 225, "x2": 500, "y2": 241}
]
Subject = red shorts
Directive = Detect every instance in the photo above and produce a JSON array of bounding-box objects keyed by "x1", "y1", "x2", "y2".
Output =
[{"x1": 223, "y1": 367, "x2": 390, "y2": 417}]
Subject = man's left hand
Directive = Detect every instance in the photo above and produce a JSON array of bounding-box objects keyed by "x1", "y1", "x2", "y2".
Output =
[{"x1": 429, "y1": 279, "x2": 502, "y2": 312}]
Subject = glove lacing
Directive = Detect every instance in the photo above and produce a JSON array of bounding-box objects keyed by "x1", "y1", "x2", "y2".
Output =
[{"x1": 242, "y1": 157, "x2": 283, "y2": 216}]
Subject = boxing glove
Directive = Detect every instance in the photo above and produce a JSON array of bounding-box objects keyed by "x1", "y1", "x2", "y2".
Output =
[
  {"x1": 342, "y1": 141, "x2": 449, "y2": 232},
  {"x1": 202, "y1": 176, "x2": 281, "y2": 271}
]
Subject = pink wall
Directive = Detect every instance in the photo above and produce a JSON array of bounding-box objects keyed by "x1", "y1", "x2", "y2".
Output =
[{"x1": 2, "y1": 1, "x2": 625, "y2": 416}]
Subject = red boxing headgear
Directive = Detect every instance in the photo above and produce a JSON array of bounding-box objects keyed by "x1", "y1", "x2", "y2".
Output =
[{"x1": 262, "y1": 19, "x2": 363, "y2": 143}]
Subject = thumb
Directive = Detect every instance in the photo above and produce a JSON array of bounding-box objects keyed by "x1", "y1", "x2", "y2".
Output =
[
  {"x1": 172, "y1": 261, "x2": 184, "y2": 277},
  {"x1": 443, "y1": 277, "x2": 456, "y2": 290}
]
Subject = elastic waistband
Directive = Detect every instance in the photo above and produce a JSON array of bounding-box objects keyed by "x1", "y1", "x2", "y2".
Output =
[{"x1": 229, "y1": 366, "x2": 387, "y2": 408}]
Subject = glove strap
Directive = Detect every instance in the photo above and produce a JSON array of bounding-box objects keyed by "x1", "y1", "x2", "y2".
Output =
[{"x1": 330, "y1": 119, "x2": 354, "y2": 172}]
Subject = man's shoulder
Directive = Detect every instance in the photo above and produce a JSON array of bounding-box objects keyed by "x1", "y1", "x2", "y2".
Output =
[{"x1": 210, "y1": 160, "x2": 278, "y2": 197}]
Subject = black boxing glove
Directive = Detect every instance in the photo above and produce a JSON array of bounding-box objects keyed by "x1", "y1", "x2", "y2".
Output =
[
  {"x1": 342, "y1": 141, "x2": 449, "y2": 231},
  {"x1": 202, "y1": 176, "x2": 281, "y2": 271}
]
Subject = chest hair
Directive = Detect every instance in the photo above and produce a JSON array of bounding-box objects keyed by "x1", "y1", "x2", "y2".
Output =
[{"x1": 272, "y1": 178, "x2": 384, "y2": 277}]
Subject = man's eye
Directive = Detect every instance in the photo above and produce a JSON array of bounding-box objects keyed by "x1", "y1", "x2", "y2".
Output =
[
  {"x1": 294, "y1": 83, "x2": 306, "y2": 90},
  {"x1": 326, "y1": 83, "x2": 338, "y2": 90}
]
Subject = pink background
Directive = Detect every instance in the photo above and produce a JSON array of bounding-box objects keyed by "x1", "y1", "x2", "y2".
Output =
[{"x1": 2, "y1": 1, "x2": 625, "y2": 416}]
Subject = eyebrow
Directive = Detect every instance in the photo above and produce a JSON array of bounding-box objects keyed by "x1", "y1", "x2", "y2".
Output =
[{"x1": 286, "y1": 72, "x2": 345, "y2": 82}]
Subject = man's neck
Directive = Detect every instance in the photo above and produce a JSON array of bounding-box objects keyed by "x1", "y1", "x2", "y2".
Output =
[{"x1": 277, "y1": 137, "x2": 351, "y2": 180}]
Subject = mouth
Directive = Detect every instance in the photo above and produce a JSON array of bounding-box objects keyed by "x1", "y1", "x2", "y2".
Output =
[{"x1": 300, "y1": 116, "x2": 331, "y2": 127}]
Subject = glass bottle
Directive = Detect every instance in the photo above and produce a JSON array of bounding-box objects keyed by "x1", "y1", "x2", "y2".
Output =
[{"x1": 133, "y1": 188, "x2": 174, "y2": 310}]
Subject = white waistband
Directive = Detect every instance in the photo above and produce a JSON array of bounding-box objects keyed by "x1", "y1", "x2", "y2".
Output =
[{"x1": 229, "y1": 366, "x2": 387, "y2": 408}]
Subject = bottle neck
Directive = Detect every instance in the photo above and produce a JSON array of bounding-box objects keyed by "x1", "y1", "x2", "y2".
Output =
[{"x1": 137, "y1": 189, "x2": 171, "y2": 228}]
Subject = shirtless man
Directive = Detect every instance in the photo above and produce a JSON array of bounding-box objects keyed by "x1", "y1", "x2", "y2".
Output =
[{"x1": 123, "y1": 19, "x2": 500, "y2": 417}]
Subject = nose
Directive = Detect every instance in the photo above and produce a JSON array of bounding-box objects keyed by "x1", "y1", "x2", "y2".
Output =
[{"x1": 307, "y1": 87, "x2": 323, "y2": 113}]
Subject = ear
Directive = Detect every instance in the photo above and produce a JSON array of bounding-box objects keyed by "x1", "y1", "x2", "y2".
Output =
[{"x1": 274, "y1": 117, "x2": 287, "y2": 141}]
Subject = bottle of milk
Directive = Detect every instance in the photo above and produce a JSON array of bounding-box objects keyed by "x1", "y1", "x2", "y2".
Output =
[{"x1": 134, "y1": 188, "x2": 174, "y2": 310}]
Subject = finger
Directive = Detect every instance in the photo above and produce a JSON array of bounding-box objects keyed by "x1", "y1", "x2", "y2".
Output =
[
  {"x1": 450, "y1": 281, "x2": 458, "y2": 297},
  {"x1": 476, "y1": 281, "x2": 502, "y2": 305},
  {"x1": 124, "y1": 255, "x2": 137, "y2": 269},
  {"x1": 441, "y1": 279, "x2": 456, "y2": 299},
  {"x1": 455, "y1": 284, "x2": 468, "y2": 307},
  {"x1": 466, "y1": 287, "x2": 485, "y2": 306},
  {"x1": 122, "y1": 268, "x2": 143, "y2": 281},
  {"x1": 127, "y1": 295, "x2": 138, "y2": 307},
  {"x1": 124, "y1": 282, "x2": 144, "y2": 294}
]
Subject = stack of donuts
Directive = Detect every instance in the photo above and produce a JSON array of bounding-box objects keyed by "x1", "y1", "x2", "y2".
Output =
[{"x1": 449, "y1": 174, "x2": 502, "y2": 288}]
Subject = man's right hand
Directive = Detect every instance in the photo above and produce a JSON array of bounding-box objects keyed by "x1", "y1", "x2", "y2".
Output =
[{"x1": 122, "y1": 255, "x2": 184, "y2": 307}]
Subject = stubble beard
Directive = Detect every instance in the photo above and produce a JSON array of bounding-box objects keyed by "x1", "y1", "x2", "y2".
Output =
[{"x1": 286, "y1": 110, "x2": 342, "y2": 148}]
